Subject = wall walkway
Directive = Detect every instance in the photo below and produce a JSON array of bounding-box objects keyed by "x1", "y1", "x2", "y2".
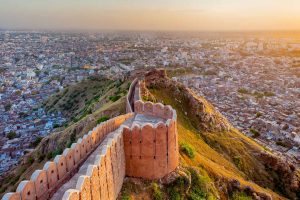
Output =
[{"x1": 2, "y1": 79, "x2": 178, "y2": 200}]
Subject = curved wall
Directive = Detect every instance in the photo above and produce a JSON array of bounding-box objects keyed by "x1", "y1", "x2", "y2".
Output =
[
  {"x1": 2, "y1": 78, "x2": 179, "y2": 200},
  {"x1": 124, "y1": 100, "x2": 179, "y2": 180},
  {"x1": 2, "y1": 113, "x2": 133, "y2": 200}
]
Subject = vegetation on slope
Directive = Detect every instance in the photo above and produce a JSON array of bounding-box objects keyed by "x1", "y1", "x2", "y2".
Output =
[
  {"x1": 121, "y1": 69, "x2": 299, "y2": 200},
  {"x1": 0, "y1": 76, "x2": 132, "y2": 197}
]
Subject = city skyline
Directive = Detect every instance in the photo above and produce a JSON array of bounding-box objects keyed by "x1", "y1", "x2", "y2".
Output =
[{"x1": 1, "y1": 0, "x2": 300, "y2": 31}]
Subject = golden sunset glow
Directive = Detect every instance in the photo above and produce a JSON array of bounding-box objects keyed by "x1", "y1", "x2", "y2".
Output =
[{"x1": 1, "y1": 0, "x2": 300, "y2": 31}]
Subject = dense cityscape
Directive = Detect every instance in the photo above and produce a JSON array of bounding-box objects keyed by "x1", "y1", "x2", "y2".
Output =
[{"x1": 0, "y1": 31, "x2": 299, "y2": 174}]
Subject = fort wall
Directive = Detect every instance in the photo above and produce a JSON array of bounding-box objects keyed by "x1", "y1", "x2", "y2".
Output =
[
  {"x1": 2, "y1": 79, "x2": 179, "y2": 200},
  {"x1": 125, "y1": 100, "x2": 178, "y2": 179},
  {"x1": 2, "y1": 113, "x2": 133, "y2": 200}
]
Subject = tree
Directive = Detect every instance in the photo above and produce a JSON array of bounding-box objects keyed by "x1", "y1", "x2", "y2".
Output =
[
  {"x1": 4, "y1": 103, "x2": 12, "y2": 111},
  {"x1": 7, "y1": 131, "x2": 17, "y2": 140}
]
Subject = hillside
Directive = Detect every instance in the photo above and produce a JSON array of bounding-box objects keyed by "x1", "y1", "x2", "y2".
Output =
[
  {"x1": 0, "y1": 76, "x2": 132, "y2": 197},
  {"x1": 1, "y1": 70, "x2": 299, "y2": 200},
  {"x1": 119, "y1": 70, "x2": 299, "y2": 200}
]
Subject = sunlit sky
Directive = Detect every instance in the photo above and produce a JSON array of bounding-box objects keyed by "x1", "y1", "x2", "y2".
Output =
[{"x1": 1, "y1": 0, "x2": 300, "y2": 31}]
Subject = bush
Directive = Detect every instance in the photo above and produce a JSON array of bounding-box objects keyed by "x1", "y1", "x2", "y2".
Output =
[
  {"x1": 180, "y1": 143, "x2": 195, "y2": 159},
  {"x1": 253, "y1": 91, "x2": 264, "y2": 98},
  {"x1": 97, "y1": 116, "x2": 110, "y2": 124},
  {"x1": 53, "y1": 124, "x2": 60, "y2": 128},
  {"x1": 152, "y1": 183, "x2": 163, "y2": 200},
  {"x1": 255, "y1": 112, "x2": 262, "y2": 118},
  {"x1": 47, "y1": 148, "x2": 63, "y2": 159},
  {"x1": 167, "y1": 172, "x2": 190, "y2": 200},
  {"x1": 68, "y1": 132, "x2": 76, "y2": 147},
  {"x1": 249, "y1": 128, "x2": 260, "y2": 138},
  {"x1": 276, "y1": 140, "x2": 291, "y2": 148},
  {"x1": 121, "y1": 194, "x2": 131, "y2": 200},
  {"x1": 7, "y1": 131, "x2": 17, "y2": 140},
  {"x1": 109, "y1": 95, "x2": 121, "y2": 102},
  {"x1": 4, "y1": 103, "x2": 12, "y2": 111},
  {"x1": 30, "y1": 136, "x2": 43, "y2": 147},
  {"x1": 231, "y1": 192, "x2": 252, "y2": 200},
  {"x1": 27, "y1": 156, "x2": 35, "y2": 164},
  {"x1": 187, "y1": 168, "x2": 212, "y2": 200},
  {"x1": 233, "y1": 156, "x2": 243, "y2": 170},
  {"x1": 263, "y1": 91, "x2": 275, "y2": 97},
  {"x1": 237, "y1": 88, "x2": 249, "y2": 94},
  {"x1": 38, "y1": 153, "x2": 45, "y2": 162}
]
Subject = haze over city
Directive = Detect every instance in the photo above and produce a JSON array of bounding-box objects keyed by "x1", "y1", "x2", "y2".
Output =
[{"x1": 1, "y1": 0, "x2": 300, "y2": 31}]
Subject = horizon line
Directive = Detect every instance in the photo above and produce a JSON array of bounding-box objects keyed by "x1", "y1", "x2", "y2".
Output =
[{"x1": 2, "y1": 28, "x2": 300, "y2": 34}]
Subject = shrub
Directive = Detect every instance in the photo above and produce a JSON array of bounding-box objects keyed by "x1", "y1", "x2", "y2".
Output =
[
  {"x1": 31, "y1": 136, "x2": 43, "y2": 147},
  {"x1": 38, "y1": 153, "x2": 45, "y2": 162},
  {"x1": 276, "y1": 140, "x2": 291, "y2": 148},
  {"x1": 97, "y1": 116, "x2": 110, "y2": 124},
  {"x1": 233, "y1": 156, "x2": 243, "y2": 170},
  {"x1": 253, "y1": 91, "x2": 264, "y2": 98},
  {"x1": 4, "y1": 103, "x2": 12, "y2": 111},
  {"x1": 187, "y1": 168, "x2": 212, "y2": 200},
  {"x1": 53, "y1": 124, "x2": 60, "y2": 128},
  {"x1": 263, "y1": 91, "x2": 275, "y2": 97},
  {"x1": 121, "y1": 194, "x2": 131, "y2": 200},
  {"x1": 109, "y1": 95, "x2": 121, "y2": 102},
  {"x1": 152, "y1": 183, "x2": 163, "y2": 200},
  {"x1": 237, "y1": 88, "x2": 249, "y2": 94},
  {"x1": 180, "y1": 143, "x2": 195, "y2": 159},
  {"x1": 47, "y1": 148, "x2": 63, "y2": 159},
  {"x1": 167, "y1": 187, "x2": 181, "y2": 200},
  {"x1": 7, "y1": 131, "x2": 17, "y2": 140},
  {"x1": 188, "y1": 187, "x2": 206, "y2": 200},
  {"x1": 249, "y1": 128, "x2": 260, "y2": 138},
  {"x1": 27, "y1": 156, "x2": 35, "y2": 164},
  {"x1": 255, "y1": 112, "x2": 262, "y2": 118},
  {"x1": 69, "y1": 132, "x2": 76, "y2": 145},
  {"x1": 47, "y1": 152, "x2": 53, "y2": 160},
  {"x1": 231, "y1": 192, "x2": 252, "y2": 200},
  {"x1": 167, "y1": 172, "x2": 190, "y2": 200}
]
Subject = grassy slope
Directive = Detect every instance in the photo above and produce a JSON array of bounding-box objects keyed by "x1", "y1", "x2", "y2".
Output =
[
  {"x1": 0, "y1": 77, "x2": 131, "y2": 196},
  {"x1": 44, "y1": 76, "x2": 115, "y2": 120},
  {"x1": 148, "y1": 86, "x2": 285, "y2": 200}
]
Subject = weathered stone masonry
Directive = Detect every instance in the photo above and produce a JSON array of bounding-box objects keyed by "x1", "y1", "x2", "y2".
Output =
[{"x1": 2, "y1": 79, "x2": 179, "y2": 200}]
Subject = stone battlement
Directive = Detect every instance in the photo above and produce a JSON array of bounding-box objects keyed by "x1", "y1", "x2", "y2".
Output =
[{"x1": 2, "y1": 78, "x2": 179, "y2": 200}]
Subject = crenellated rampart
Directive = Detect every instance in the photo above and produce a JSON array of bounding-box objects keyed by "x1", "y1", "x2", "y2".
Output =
[
  {"x1": 2, "y1": 78, "x2": 178, "y2": 200},
  {"x1": 2, "y1": 114, "x2": 133, "y2": 200}
]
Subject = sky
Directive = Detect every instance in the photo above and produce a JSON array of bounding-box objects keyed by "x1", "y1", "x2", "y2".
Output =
[{"x1": 1, "y1": 0, "x2": 300, "y2": 31}]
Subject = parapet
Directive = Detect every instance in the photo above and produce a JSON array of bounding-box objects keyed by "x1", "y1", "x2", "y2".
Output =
[
  {"x1": 134, "y1": 100, "x2": 176, "y2": 121},
  {"x1": 123, "y1": 118, "x2": 178, "y2": 180},
  {"x1": 2, "y1": 113, "x2": 133, "y2": 200},
  {"x1": 2, "y1": 78, "x2": 179, "y2": 200},
  {"x1": 62, "y1": 127, "x2": 126, "y2": 200}
]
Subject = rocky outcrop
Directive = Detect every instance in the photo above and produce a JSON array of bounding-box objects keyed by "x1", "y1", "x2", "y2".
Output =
[
  {"x1": 143, "y1": 69, "x2": 300, "y2": 199},
  {"x1": 259, "y1": 152, "x2": 299, "y2": 197},
  {"x1": 143, "y1": 69, "x2": 231, "y2": 132}
]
